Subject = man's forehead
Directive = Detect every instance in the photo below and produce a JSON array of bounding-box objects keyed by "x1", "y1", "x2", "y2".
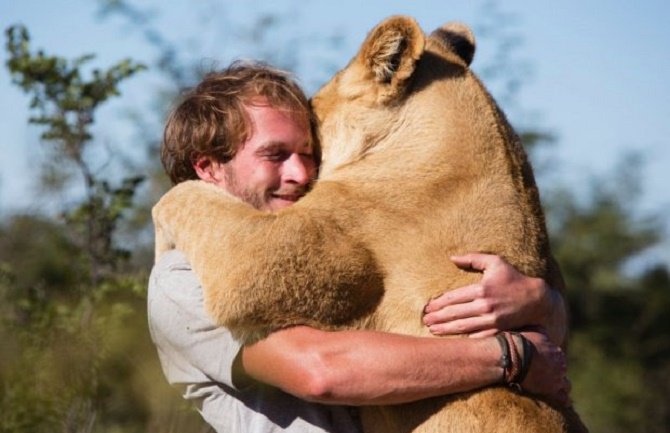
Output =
[{"x1": 243, "y1": 101, "x2": 311, "y2": 135}]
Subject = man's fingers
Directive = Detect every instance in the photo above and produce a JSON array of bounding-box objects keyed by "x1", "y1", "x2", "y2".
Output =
[
  {"x1": 423, "y1": 297, "x2": 491, "y2": 325},
  {"x1": 424, "y1": 284, "x2": 480, "y2": 313},
  {"x1": 426, "y1": 316, "x2": 494, "y2": 336},
  {"x1": 450, "y1": 253, "x2": 500, "y2": 273}
]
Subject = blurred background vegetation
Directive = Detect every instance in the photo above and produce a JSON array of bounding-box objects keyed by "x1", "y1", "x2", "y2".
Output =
[{"x1": 1, "y1": 1, "x2": 668, "y2": 432}]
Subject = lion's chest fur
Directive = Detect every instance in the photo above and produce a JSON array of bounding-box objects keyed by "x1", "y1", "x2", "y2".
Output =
[{"x1": 309, "y1": 73, "x2": 547, "y2": 337}]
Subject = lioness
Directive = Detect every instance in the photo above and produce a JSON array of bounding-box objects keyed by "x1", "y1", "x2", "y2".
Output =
[{"x1": 154, "y1": 16, "x2": 587, "y2": 433}]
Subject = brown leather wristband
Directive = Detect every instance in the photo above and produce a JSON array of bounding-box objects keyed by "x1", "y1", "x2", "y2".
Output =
[
  {"x1": 496, "y1": 331, "x2": 533, "y2": 391},
  {"x1": 510, "y1": 332, "x2": 533, "y2": 386},
  {"x1": 495, "y1": 332, "x2": 511, "y2": 384}
]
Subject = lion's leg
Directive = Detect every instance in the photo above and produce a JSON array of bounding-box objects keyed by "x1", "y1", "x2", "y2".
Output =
[{"x1": 152, "y1": 180, "x2": 383, "y2": 342}]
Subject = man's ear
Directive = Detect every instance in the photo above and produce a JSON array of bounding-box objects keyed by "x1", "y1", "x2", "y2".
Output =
[{"x1": 193, "y1": 156, "x2": 226, "y2": 185}]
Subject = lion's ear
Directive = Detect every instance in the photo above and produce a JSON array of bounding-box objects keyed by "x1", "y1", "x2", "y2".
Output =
[
  {"x1": 356, "y1": 15, "x2": 425, "y2": 99},
  {"x1": 429, "y1": 22, "x2": 476, "y2": 66}
]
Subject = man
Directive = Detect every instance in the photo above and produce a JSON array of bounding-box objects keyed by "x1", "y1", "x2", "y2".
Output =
[{"x1": 149, "y1": 61, "x2": 569, "y2": 433}]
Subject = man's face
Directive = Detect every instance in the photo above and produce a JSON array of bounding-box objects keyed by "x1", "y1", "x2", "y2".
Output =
[{"x1": 203, "y1": 103, "x2": 316, "y2": 212}]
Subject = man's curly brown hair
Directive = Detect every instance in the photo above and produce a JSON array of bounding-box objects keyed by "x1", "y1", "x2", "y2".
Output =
[{"x1": 162, "y1": 61, "x2": 319, "y2": 184}]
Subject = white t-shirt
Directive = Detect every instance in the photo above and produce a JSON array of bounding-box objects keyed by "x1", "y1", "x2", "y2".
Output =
[{"x1": 148, "y1": 250, "x2": 362, "y2": 433}]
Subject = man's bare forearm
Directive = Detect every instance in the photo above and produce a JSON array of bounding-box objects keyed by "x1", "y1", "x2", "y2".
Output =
[{"x1": 242, "y1": 326, "x2": 502, "y2": 405}]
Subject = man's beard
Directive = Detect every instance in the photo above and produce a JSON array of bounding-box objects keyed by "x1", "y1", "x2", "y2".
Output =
[{"x1": 223, "y1": 165, "x2": 267, "y2": 210}]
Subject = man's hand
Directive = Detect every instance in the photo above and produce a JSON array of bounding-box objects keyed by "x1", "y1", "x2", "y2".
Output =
[
  {"x1": 520, "y1": 331, "x2": 571, "y2": 406},
  {"x1": 423, "y1": 254, "x2": 566, "y2": 344}
]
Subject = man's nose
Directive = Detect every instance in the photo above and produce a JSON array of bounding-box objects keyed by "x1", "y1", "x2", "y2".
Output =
[{"x1": 284, "y1": 154, "x2": 313, "y2": 185}]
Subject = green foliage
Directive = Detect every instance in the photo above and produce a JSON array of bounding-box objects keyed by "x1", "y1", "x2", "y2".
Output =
[
  {"x1": 5, "y1": 25, "x2": 146, "y2": 286},
  {"x1": 64, "y1": 175, "x2": 146, "y2": 285},
  {"x1": 6, "y1": 26, "x2": 145, "y2": 145},
  {"x1": 0, "y1": 25, "x2": 207, "y2": 433},
  {"x1": 547, "y1": 164, "x2": 670, "y2": 431},
  {"x1": 0, "y1": 252, "x2": 196, "y2": 432}
]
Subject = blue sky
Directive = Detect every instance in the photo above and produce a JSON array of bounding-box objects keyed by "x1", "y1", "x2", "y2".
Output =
[{"x1": 1, "y1": 0, "x2": 669, "y2": 264}]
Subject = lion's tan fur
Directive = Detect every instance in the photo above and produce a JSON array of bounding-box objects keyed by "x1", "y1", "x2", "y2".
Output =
[{"x1": 153, "y1": 16, "x2": 586, "y2": 433}]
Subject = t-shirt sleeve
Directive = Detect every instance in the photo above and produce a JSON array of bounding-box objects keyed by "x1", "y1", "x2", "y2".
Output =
[
  {"x1": 148, "y1": 249, "x2": 248, "y2": 389},
  {"x1": 148, "y1": 253, "x2": 364, "y2": 433}
]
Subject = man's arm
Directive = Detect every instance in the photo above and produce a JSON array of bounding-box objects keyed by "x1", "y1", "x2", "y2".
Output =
[
  {"x1": 423, "y1": 254, "x2": 567, "y2": 345},
  {"x1": 242, "y1": 326, "x2": 569, "y2": 406},
  {"x1": 151, "y1": 251, "x2": 569, "y2": 407}
]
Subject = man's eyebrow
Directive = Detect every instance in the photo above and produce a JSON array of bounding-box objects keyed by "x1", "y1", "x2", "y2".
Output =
[
  {"x1": 255, "y1": 142, "x2": 312, "y2": 154},
  {"x1": 255, "y1": 142, "x2": 284, "y2": 153}
]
